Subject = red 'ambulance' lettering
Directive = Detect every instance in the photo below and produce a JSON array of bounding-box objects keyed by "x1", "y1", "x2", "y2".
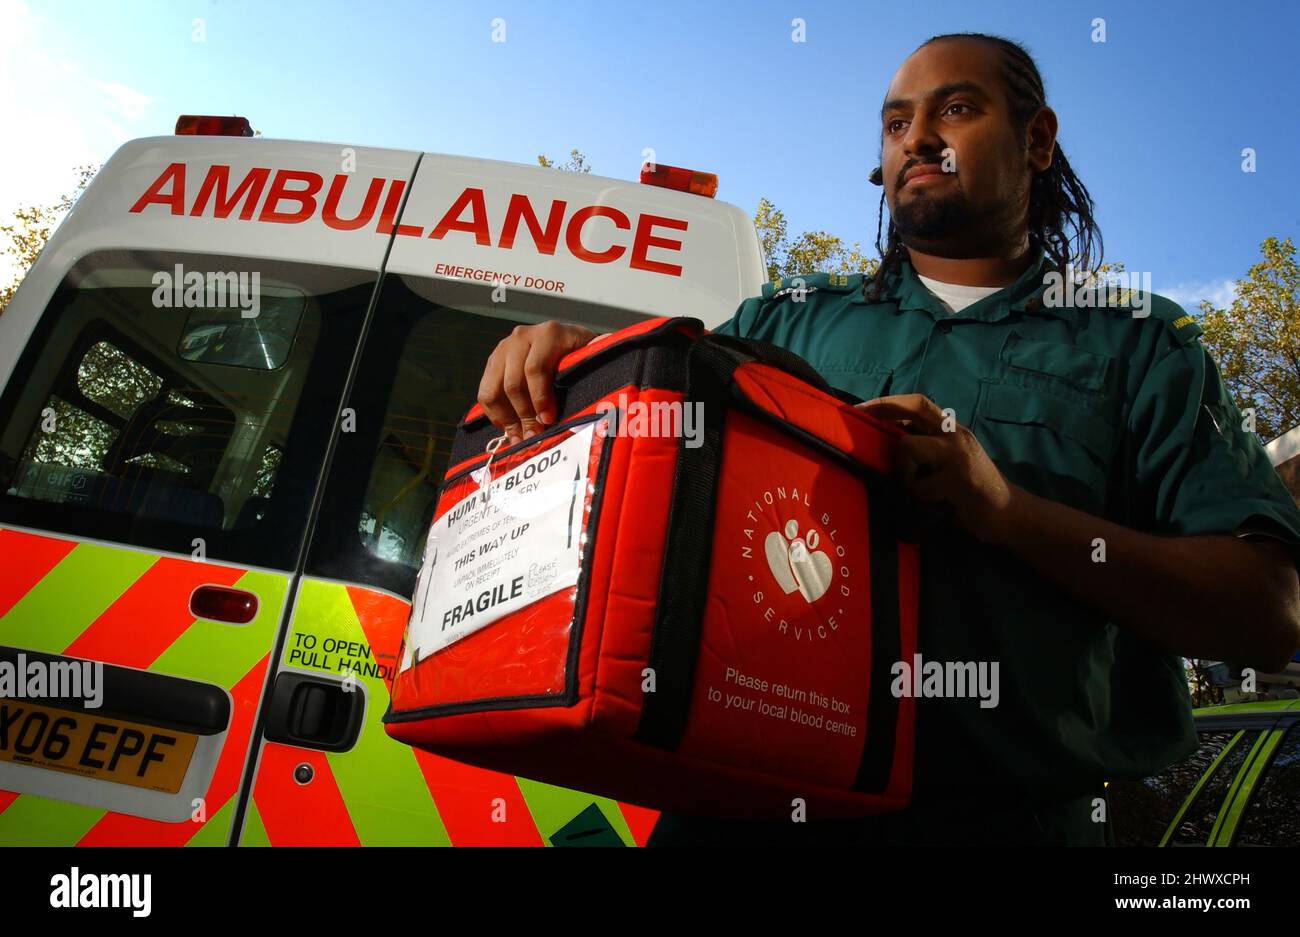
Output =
[
  {"x1": 259, "y1": 170, "x2": 323, "y2": 224},
  {"x1": 190, "y1": 165, "x2": 270, "y2": 220},
  {"x1": 128, "y1": 166, "x2": 689, "y2": 276},
  {"x1": 429, "y1": 187, "x2": 491, "y2": 245},
  {"x1": 375, "y1": 179, "x2": 424, "y2": 237},
  {"x1": 323, "y1": 175, "x2": 386, "y2": 231},
  {"x1": 631, "y1": 213, "x2": 688, "y2": 277},
  {"x1": 498, "y1": 193, "x2": 565, "y2": 254},
  {"x1": 566, "y1": 206, "x2": 629, "y2": 263},
  {"x1": 129, "y1": 162, "x2": 187, "y2": 215}
]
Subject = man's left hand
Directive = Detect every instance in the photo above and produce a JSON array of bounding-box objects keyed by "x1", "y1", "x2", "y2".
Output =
[{"x1": 856, "y1": 394, "x2": 1019, "y2": 545}]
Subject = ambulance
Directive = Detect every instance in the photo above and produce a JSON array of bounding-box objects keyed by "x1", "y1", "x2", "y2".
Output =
[{"x1": 0, "y1": 116, "x2": 766, "y2": 846}]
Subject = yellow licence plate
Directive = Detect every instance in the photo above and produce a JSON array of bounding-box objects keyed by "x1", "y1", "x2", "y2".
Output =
[{"x1": 0, "y1": 700, "x2": 199, "y2": 794}]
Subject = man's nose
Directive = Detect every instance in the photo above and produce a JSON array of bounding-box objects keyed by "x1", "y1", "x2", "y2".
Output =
[{"x1": 901, "y1": 114, "x2": 946, "y2": 173}]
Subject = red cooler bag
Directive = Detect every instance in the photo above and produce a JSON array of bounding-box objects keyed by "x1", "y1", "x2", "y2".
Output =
[{"x1": 383, "y1": 316, "x2": 921, "y2": 819}]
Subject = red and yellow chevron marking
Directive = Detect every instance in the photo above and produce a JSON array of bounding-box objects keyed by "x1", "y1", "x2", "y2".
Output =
[
  {"x1": 410, "y1": 749, "x2": 541, "y2": 847},
  {"x1": 252, "y1": 578, "x2": 658, "y2": 846},
  {"x1": 254, "y1": 743, "x2": 361, "y2": 846},
  {"x1": 0, "y1": 532, "x2": 76, "y2": 618},
  {"x1": 64, "y1": 562, "x2": 247, "y2": 668},
  {"x1": 0, "y1": 527, "x2": 287, "y2": 847},
  {"x1": 0, "y1": 528, "x2": 660, "y2": 846}
]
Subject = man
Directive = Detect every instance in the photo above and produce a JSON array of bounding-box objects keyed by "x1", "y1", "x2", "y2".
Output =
[{"x1": 474, "y1": 33, "x2": 1300, "y2": 845}]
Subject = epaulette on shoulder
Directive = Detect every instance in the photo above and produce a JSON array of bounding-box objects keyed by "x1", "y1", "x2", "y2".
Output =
[
  {"x1": 761, "y1": 271, "x2": 864, "y2": 302},
  {"x1": 1105, "y1": 290, "x2": 1202, "y2": 346},
  {"x1": 1145, "y1": 293, "x2": 1203, "y2": 346},
  {"x1": 1055, "y1": 279, "x2": 1203, "y2": 347}
]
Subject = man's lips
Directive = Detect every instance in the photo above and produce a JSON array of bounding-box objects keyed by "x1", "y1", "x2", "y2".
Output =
[{"x1": 902, "y1": 164, "x2": 951, "y2": 186}]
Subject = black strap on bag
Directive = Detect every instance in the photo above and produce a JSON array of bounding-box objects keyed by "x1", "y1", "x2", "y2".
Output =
[
  {"x1": 633, "y1": 338, "x2": 732, "y2": 750},
  {"x1": 634, "y1": 335, "x2": 902, "y2": 795}
]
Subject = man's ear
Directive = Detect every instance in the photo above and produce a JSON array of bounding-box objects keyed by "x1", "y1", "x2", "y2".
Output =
[{"x1": 1026, "y1": 105, "x2": 1058, "y2": 173}]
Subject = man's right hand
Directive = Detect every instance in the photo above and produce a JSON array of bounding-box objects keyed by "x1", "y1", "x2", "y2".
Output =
[{"x1": 477, "y1": 321, "x2": 598, "y2": 443}]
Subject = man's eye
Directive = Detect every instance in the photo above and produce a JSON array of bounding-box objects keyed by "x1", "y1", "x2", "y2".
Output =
[{"x1": 887, "y1": 105, "x2": 967, "y2": 133}]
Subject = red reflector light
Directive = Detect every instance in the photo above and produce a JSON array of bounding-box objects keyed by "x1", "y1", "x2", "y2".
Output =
[
  {"x1": 190, "y1": 585, "x2": 259, "y2": 623},
  {"x1": 175, "y1": 115, "x2": 255, "y2": 137},
  {"x1": 639, "y1": 162, "x2": 718, "y2": 198}
]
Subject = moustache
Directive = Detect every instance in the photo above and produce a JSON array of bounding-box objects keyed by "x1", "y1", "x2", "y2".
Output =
[{"x1": 899, "y1": 160, "x2": 950, "y2": 188}]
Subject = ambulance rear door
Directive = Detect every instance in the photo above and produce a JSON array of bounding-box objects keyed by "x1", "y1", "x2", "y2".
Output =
[{"x1": 0, "y1": 132, "x2": 419, "y2": 845}]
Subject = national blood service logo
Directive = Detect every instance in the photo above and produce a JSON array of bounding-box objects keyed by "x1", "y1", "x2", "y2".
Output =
[{"x1": 740, "y1": 486, "x2": 849, "y2": 642}]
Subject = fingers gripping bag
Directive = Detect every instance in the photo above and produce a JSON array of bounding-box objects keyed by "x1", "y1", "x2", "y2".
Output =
[{"x1": 382, "y1": 316, "x2": 921, "y2": 819}]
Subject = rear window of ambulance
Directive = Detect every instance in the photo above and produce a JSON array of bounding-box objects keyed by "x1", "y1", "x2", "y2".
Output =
[
  {"x1": 0, "y1": 250, "x2": 374, "y2": 570},
  {"x1": 304, "y1": 272, "x2": 644, "y2": 597}
]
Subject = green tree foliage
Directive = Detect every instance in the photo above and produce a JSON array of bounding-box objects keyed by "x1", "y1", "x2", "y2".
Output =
[
  {"x1": 537, "y1": 149, "x2": 591, "y2": 173},
  {"x1": 752, "y1": 197, "x2": 876, "y2": 281},
  {"x1": 1198, "y1": 237, "x2": 1300, "y2": 441},
  {"x1": 752, "y1": 198, "x2": 788, "y2": 279},
  {"x1": 0, "y1": 165, "x2": 97, "y2": 316}
]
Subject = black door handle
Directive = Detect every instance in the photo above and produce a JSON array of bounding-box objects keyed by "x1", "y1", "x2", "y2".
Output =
[{"x1": 263, "y1": 673, "x2": 364, "y2": 752}]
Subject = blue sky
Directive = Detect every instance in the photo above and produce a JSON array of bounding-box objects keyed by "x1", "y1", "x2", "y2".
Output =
[{"x1": 2, "y1": 0, "x2": 1297, "y2": 308}]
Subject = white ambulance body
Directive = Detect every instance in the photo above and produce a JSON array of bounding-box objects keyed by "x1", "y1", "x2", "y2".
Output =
[
  {"x1": 2, "y1": 130, "x2": 763, "y2": 386},
  {"x1": 0, "y1": 119, "x2": 764, "y2": 846}
]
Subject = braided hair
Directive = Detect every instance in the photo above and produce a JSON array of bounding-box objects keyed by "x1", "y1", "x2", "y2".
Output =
[{"x1": 866, "y1": 32, "x2": 1103, "y2": 301}]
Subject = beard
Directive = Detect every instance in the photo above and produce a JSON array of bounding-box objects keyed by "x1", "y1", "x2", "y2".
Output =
[{"x1": 892, "y1": 184, "x2": 978, "y2": 242}]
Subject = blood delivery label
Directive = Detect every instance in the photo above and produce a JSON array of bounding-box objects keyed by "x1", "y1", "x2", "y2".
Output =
[{"x1": 402, "y1": 423, "x2": 596, "y2": 669}]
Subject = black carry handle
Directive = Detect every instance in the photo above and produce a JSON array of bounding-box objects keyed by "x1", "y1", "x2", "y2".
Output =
[
  {"x1": 695, "y1": 333, "x2": 864, "y2": 406},
  {"x1": 552, "y1": 317, "x2": 704, "y2": 392},
  {"x1": 698, "y1": 333, "x2": 833, "y2": 392}
]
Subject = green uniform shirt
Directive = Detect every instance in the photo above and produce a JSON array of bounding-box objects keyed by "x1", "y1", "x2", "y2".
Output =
[{"x1": 710, "y1": 247, "x2": 1300, "y2": 811}]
